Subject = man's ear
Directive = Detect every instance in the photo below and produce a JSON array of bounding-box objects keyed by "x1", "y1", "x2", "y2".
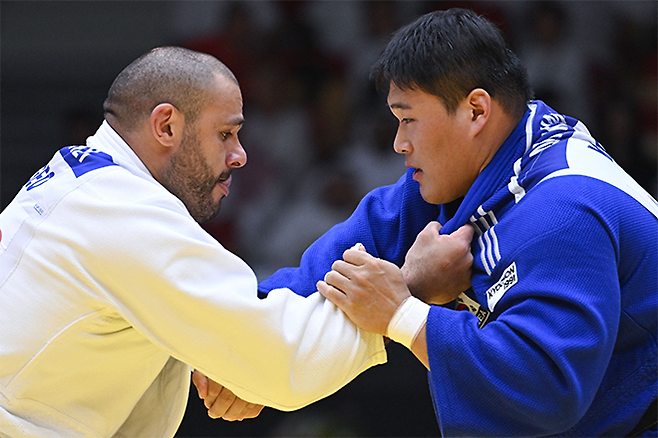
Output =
[
  {"x1": 467, "y1": 88, "x2": 491, "y2": 135},
  {"x1": 150, "y1": 103, "x2": 184, "y2": 150}
]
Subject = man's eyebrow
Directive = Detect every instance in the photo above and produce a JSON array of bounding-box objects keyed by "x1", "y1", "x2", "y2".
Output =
[
  {"x1": 389, "y1": 102, "x2": 411, "y2": 110},
  {"x1": 228, "y1": 116, "x2": 245, "y2": 127}
]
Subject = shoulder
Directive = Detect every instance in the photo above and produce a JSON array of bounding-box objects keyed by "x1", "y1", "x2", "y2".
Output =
[
  {"x1": 528, "y1": 140, "x2": 658, "y2": 221},
  {"x1": 23, "y1": 146, "x2": 194, "y2": 242},
  {"x1": 514, "y1": 105, "x2": 657, "y2": 219},
  {"x1": 49, "y1": 144, "x2": 187, "y2": 216}
]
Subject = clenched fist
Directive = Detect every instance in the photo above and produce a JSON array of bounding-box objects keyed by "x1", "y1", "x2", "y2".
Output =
[{"x1": 401, "y1": 222, "x2": 474, "y2": 305}]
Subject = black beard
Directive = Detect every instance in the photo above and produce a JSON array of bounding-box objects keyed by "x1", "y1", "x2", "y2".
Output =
[{"x1": 159, "y1": 130, "x2": 224, "y2": 223}]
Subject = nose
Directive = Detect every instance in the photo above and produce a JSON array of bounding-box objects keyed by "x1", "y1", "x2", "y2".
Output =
[
  {"x1": 393, "y1": 129, "x2": 411, "y2": 155},
  {"x1": 228, "y1": 138, "x2": 247, "y2": 168}
]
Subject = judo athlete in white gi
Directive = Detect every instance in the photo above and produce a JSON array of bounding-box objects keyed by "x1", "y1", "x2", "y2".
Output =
[{"x1": 0, "y1": 46, "x2": 424, "y2": 437}]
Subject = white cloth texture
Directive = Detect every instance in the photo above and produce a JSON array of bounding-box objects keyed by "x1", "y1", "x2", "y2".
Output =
[{"x1": 0, "y1": 121, "x2": 386, "y2": 437}]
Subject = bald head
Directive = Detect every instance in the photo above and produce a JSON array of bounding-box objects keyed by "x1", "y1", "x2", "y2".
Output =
[{"x1": 103, "y1": 46, "x2": 237, "y2": 133}]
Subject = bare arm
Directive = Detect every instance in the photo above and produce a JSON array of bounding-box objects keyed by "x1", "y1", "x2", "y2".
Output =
[{"x1": 410, "y1": 324, "x2": 429, "y2": 369}]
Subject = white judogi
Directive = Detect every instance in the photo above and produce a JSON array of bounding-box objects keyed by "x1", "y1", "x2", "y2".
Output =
[{"x1": 0, "y1": 122, "x2": 386, "y2": 437}]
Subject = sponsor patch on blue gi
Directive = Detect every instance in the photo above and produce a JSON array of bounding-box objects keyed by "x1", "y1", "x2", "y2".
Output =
[
  {"x1": 61, "y1": 145, "x2": 117, "y2": 178},
  {"x1": 486, "y1": 262, "x2": 518, "y2": 311}
]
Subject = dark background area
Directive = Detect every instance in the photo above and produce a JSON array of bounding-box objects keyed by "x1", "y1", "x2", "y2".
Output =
[{"x1": 2, "y1": 1, "x2": 656, "y2": 437}]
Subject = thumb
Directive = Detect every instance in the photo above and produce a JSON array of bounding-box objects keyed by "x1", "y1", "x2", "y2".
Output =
[
  {"x1": 423, "y1": 221, "x2": 443, "y2": 235},
  {"x1": 452, "y1": 224, "x2": 475, "y2": 242},
  {"x1": 192, "y1": 369, "x2": 209, "y2": 399}
]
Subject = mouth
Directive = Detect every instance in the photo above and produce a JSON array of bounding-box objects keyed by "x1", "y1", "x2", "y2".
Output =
[{"x1": 217, "y1": 174, "x2": 232, "y2": 196}]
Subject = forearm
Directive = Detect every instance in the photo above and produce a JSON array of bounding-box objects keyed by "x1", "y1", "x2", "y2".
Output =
[
  {"x1": 410, "y1": 324, "x2": 429, "y2": 369},
  {"x1": 170, "y1": 290, "x2": 387, "y2": 410},
  {"x1": 385, "y1": 296, "x2": 431, "y2": 369}
]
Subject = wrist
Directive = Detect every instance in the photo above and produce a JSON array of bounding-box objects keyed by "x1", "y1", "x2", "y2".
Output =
[{"x1": 386, "y1": 296, "x2": 430, "y2": 349}]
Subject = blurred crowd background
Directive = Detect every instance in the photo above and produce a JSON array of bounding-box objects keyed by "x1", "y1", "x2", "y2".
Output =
[{"x1": 2, "y1": 1, "x2": 656, "y2": 437}]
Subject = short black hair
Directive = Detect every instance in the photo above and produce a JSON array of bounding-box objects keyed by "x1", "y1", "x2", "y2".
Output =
[
  {"x1": 371, "y1": 8, "x2": 533, "y2": 118},
  {"x1": 103, "y1": 46, "x2": 237, "y2": 132}
]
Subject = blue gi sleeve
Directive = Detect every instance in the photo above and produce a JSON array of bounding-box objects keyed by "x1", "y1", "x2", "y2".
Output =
[{"x1": 258, "y1": 169, "x2": 439, "y2": 297}]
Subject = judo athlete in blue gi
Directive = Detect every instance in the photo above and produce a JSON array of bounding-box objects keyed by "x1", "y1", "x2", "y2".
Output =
[
  {"x1": 196, "y1": 8, "x2": 657, "y2": 436},
  {"x1": 260, "y1": 9, "x2": 658, "y2": 437}
]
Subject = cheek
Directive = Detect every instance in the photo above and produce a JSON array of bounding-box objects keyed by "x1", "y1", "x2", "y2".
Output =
[
  {"x1": 203, "y1": 141, "x2": 226, "y2": 169},
  {"x1": 417, "y1": 119, "x2": 444, "y2": 148},
  {"x1": 211, "y1": 149, "x2": 226, "y2": 168}
]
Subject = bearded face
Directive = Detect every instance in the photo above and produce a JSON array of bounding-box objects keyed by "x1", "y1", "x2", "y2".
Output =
[
  {"x1": 160, "y1": 125, "x2": 228, "y2": 223},
  {"x1": 158, "y1": 74, "x2": 245, "y2": 223}
]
